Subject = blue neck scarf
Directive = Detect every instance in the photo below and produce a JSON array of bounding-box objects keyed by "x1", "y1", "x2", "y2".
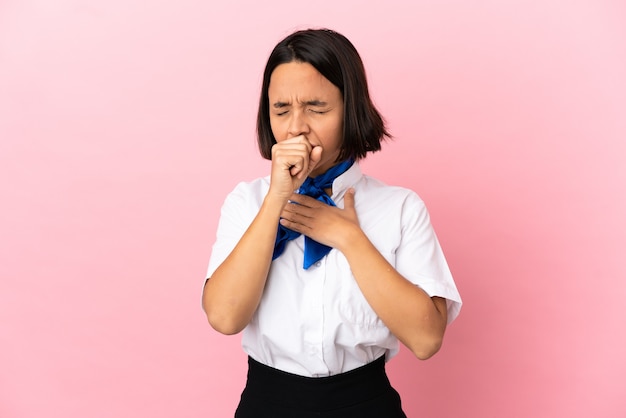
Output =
[{"x1": 273, "y1": 159, "x2": 354, "y2": 269}]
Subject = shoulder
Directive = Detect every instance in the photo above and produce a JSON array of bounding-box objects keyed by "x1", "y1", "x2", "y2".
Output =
[
  {"x1": 358, "y1": 174, "x2": 426, "y2": 209},
  {"x1": 230, "y1": 175, "x2": 270, "y2": 194},
  {"x1": 351, "y1": 174, "x2": 431, "y2": 236},
  {"x1": 219, "y1": 175, "x2": 271, "y2": 215},
  {"x1": 224, "y1": 175, "x2": 270, "y2": 201}
]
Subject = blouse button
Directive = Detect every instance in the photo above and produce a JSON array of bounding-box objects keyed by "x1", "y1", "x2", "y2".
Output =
[{"x1": 315, "y1": 261, "x2": 322, "y2": 267}]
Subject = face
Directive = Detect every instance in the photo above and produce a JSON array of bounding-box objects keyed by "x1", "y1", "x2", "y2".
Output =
[{"x1": 268, "y1": 61, "x2": 344, "y2": 177}]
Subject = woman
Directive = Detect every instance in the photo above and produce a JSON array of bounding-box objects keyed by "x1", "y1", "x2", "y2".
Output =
[{"x1": 202, "y1": 28, "x2": 462, "y2": 417}]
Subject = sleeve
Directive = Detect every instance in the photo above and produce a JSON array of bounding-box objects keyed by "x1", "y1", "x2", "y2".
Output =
[
  {"x1": 205, "y1": 182, "x2": 260, "y2": 282},
  {"x1": 394, "y1": 192, "x2": 462, "y2": 324}
]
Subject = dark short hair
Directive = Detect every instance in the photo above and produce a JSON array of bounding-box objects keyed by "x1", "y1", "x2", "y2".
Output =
[{"x1": 256, "y1": 28, "x2": 390, "y2": 162}]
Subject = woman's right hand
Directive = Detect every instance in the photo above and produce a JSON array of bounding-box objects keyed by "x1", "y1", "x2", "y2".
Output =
[
  {"x1": 203, "y1": 135, "x2": 323, "y2": 335},
  {"x1": 268, "y1": 135, "x2": 323, "y2": 202}
]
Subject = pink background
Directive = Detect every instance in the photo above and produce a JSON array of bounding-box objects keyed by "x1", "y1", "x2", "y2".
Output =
[{"x1": 1, "y1": 0, "x2": 625, "y2": 417}]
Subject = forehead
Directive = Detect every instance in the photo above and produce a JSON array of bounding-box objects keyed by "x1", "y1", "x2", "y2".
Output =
[{"x1": 268, "y1": 61, "x2": 340, "y2": 100}]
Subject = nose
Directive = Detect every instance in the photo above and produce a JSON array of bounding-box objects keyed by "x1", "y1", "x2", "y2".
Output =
[{"x1": 286, "y1": 109, "x2": 310, "y2": 138}]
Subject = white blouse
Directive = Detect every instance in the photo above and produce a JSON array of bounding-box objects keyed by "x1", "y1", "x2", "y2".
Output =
[{"x1": 206, "y1": 163, "x2": 462, "y2": 377}]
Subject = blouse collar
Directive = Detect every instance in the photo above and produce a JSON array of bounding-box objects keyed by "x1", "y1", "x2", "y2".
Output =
[{"x1": 330, "y1": 162, "x2": 363, "y2": 202}]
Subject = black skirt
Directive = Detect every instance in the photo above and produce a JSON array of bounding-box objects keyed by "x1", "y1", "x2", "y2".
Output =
[{"x1": 234, "y1": 356, "x2": 407, "y2": 418}]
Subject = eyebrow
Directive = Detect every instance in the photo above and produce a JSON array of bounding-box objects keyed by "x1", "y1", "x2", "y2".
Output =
[
  {"x1": 272, "y1": 100, "x2": 328, "y2": 108},
  {"x1": 303, "y1": 100, "x2": 328, "y2": 107}
]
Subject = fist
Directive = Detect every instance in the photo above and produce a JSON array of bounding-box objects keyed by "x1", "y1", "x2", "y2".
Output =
[{"x1": 269, "y1": 135, "x2": 323, "y2": 200}]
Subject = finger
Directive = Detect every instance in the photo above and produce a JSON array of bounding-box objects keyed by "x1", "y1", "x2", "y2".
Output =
[
  {"x1": 275, "y1": 153, "x2": 305, "y2": 177},
  {"x1": 343, "y1": 188, "x2": 356, "y2": 210},
  {"x1": 307, "y1": 146, "x2": 323, "y2": 174},
  {"x1": 288, "y1": 193, "x2": 320, "y2": 207},
  {"x1": 281, "y1": 136, "x2": 313, "y2": 160},
  {"x1": 272, "y1": 137, "x2": 314, "y2": 172},
  {"x1": 289, "y1": 161, "x2": 304, "y2": 177},
  {"x1": 282, "y1": 201, "x2": 315, "y2": 220},
  {"x1": 274, "y1": 151, "x2": 307, "y2": 178},
  {"x1": 285, "y1": 134, "x2": 312, "y2": 147},
  {"x1": 279, "y1": 217, "x2": 310, "y2": 234},
  {"x1": 279, "y1": 218, "x2": 297, "y2": 232}
]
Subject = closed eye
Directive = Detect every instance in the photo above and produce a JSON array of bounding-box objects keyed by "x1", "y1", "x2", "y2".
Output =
[{"x1": 273, "y1": 101, "x2": 290, "y2": 116}]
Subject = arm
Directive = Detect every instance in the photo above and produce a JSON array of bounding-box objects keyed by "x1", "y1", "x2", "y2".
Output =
[
  {"x1": 202, "y1": 136, "x2": 322, "y2": 335},
  {"x1": 202, "y1": 194, "x2": 284, "y2": 335},
  {"x1": 279, "y1": 190, "x2": 448, "y2": 359},
  {"x1": 339, "y1": 226, "x2": 448, "y2": 360}
]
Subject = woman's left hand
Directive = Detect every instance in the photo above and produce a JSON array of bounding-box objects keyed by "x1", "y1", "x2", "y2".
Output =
[
  {"x1": 279, "y1": 188, "x2": 360, "y2": 250},
  {"x1": 281, "y1": 187, "x2": 448, "y2": 359}
]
